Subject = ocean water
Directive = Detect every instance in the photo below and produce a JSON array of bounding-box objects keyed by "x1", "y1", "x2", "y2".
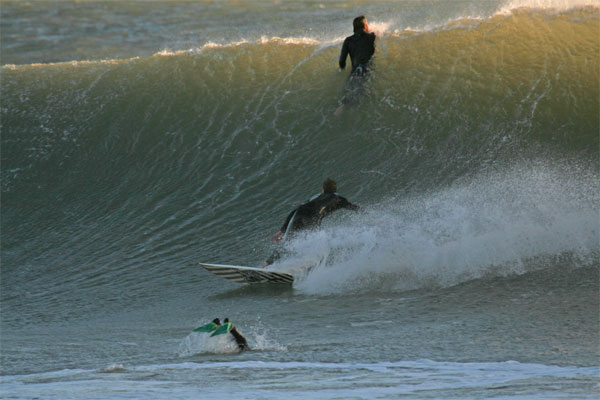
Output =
[{"x1": 1, "y1": 0, "x2": 599, "y2": 399}]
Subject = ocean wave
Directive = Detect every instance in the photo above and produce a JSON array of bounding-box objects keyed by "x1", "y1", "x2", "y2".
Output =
[
  {"x1": 3, "y1": 5, "x2": 598, "y2": 68},
  {"x1": 1, "y1": 5, "x2": 597, "y2": 303},
  {"x1": 2, "y1": 358, "x2": 596, "y2": 399},
  {"x1": 498, "y1": 0, "x2": 600, "y2": 14}
]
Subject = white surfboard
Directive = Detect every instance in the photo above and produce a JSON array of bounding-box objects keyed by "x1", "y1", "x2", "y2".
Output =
[{"x1": 200, "y1": 263, "x2": 294, "y2": 285}]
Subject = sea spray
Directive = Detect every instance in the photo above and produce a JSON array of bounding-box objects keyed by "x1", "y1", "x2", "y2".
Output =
[
  {"x1": 178, "y1": 330, "x2": 240, "y2": 357},
  {"x1": 178, "y1": 320, "x2": 287, "y2": 356},
  {"x1": 285, "y1": 161, "x2": 598, "y2": 295}
]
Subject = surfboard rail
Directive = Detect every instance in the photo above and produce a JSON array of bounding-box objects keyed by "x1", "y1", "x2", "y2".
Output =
[{"x1": 200, "y1": 263, "x2": 294, "y2": 284}]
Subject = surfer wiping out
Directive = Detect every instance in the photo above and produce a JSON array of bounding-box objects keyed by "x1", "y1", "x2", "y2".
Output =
[
  {"x1": 193, "y1": 318, "x2": 249, "y2": 351},
  {"x1": 260, "y1": 178, "x2": 360, "y2": 268},
  {"x1": 335, "y1": 16, "x2": 376, "y2": 117}
]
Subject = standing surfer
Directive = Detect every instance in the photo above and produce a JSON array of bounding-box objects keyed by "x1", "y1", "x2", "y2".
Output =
[{"x1": 335, "y1": 16, "x2": 376, "y2": 117}]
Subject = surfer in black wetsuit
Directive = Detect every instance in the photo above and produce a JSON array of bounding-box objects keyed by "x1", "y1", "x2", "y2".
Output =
[
  {"x1": 261, "y1": 178, "x2": 360, "y2": 267},
  {"x1": 339, "y1": 16, "x2": 376, "y2": 76},
  {"x1": 335, "y1": 16, "x2": 376, "y2": 117}
]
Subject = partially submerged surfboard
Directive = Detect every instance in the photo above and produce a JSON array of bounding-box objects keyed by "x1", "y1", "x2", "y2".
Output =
[
  {"x1": 193, "y1": 320, "x2": 220, "y2": 333},
  {"x1": 210, "y1": 322, "x2": 232, "y2": 336},
  {"x1": 191, "y1": 321, "x2": 232, "y2": 336},
  {"x1": 200, "y1": 263, "x2": 294, "y2": 285}
]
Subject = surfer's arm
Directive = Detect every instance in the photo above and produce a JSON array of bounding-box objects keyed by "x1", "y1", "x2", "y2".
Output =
[
  {"x1": 339, "y1": 39, "x2": 349, "y2": 70},
  {"x1": 346, "y1": 202, "x2": 360, "y2": 212},
  {"x1": 339, "y1": 196, "x2": 360, "y2": 212},
  {"x1": 278, "y1": 208, "x2": 297, "y2": 237},
  {"x1": 325, "y1": 196, "x2": 360, "y2": 215},
  {"x1": 369, "y1": 32, "x2": 376, "y2": 57}
]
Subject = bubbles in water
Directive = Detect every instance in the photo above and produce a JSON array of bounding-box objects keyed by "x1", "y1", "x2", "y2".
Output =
[
  {"x1": 98, "y1": 364, "x2": 127, "y2": 373},
  {"x1": 178, "y1": 331, "x2": 239, "y2": 357},
  {"x1": 177, "y1": 320, "x2": 287, "y2": 357}
]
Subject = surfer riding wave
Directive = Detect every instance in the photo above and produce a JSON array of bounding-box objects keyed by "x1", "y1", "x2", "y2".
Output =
[{"x1": 260, "y1": 178, "x2": 360, "y2": 268}]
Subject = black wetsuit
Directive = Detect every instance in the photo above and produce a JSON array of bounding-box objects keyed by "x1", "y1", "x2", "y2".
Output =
[
  {"x1": 265, "y1": 193, "x2": 359, "y2": 265},
  {"x1": 280, "y1": 192, "x2": 360, "y2": 234},
  {"x1": 221, "y1": 319, "x2": 249, "y2": 351},
  {"x1": 230, "y1": 326, "x2": 249, "y2": 351},
  {"x1": 339, "y1": 31, "x2": 376, "y2": 76}
]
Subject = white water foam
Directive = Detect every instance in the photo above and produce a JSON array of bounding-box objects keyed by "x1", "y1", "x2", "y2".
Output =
[
  {"x1": 177, "y1": 321, "x2": 287, "y2": 357},
  {"x1": 98, "y1": 364, "x2": 127, "y2": 373},
  {"x1": 177, "y1": 330, "x2": 240, "y2": 357},
  {"x1": 498, "y1": 0, "x2": 600, "y2": 14},
  {"x1": 2, "y1": 359, "x2": 596, "y2": 400},
  {"x1": 275, "y1": 162, "x2": 598, "y2": 295}
]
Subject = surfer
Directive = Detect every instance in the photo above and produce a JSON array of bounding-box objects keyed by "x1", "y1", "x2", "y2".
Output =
[
  {"x1": 193, "y1": 318, "x2": 249, "y2": 351},
  {"x1": 339, "y1": 16, "x2": 376, "y2": 76},
  {"x1": 335, "y1": 16, "x2": 376, "y2": 117},
  {"x1": 261, "y1": 178, "x2": 360, "y2": 267}
]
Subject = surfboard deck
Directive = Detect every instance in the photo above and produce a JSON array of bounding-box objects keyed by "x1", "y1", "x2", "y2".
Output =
[{"x1": 200, "y1": 263, "x2": 294, "y2": 285}]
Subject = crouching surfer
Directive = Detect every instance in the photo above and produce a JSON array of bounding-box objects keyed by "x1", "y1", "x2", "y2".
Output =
[
  {"x1": 193, "y1": 317, "x2": 249, "y2": 351},
  {"x1": 259, "y1": 178, "x2": 360, "y2": 268}
]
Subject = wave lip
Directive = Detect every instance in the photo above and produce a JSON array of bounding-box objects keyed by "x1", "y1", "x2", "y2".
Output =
[
  {"x1": 2, "y1": 1, "x2": 598, "y2": 67},
  {"x1": 498, "y1": 0, "x2": 600, "y2": 14}
]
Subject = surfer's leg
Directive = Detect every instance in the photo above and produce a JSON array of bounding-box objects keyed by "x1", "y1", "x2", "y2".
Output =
[
  {"x1": 337, "y1": 73, "x2": 366, "y2": 117},
  {"x1": 259, "y1": 249, "x2": 282, "y2": 268}
]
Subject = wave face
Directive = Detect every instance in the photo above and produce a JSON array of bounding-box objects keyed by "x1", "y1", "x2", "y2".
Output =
[{"x1": 1, "y1": 5, "x2": 598, "y2": 310}]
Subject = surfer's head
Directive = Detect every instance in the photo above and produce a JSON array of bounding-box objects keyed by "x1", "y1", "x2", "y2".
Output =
[
  {"x1": 353, "y1": 16, "x2": 368, "y2": 33},
  {"x1": 212, "y1": 318, "x2": 221, "y2": 325},
  {"x1": 323, "y1": 178, "x2": 337, "y2": 194}
]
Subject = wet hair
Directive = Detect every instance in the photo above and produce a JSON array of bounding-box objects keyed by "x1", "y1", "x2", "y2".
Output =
[
  {"x1": 323, "y1": 178, "x2": 337, "y2": 194},
  {"x1": 353, "y1": 16, "x2": 366, "y2": 33}
]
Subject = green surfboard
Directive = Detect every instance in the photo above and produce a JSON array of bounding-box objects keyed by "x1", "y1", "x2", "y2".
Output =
[
  {"x1": 193, "y1": 321, "x2": 219, "y2": 333},
  {"x1": 210, "y1": 322, "x2": 232, "y2": 337}
]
